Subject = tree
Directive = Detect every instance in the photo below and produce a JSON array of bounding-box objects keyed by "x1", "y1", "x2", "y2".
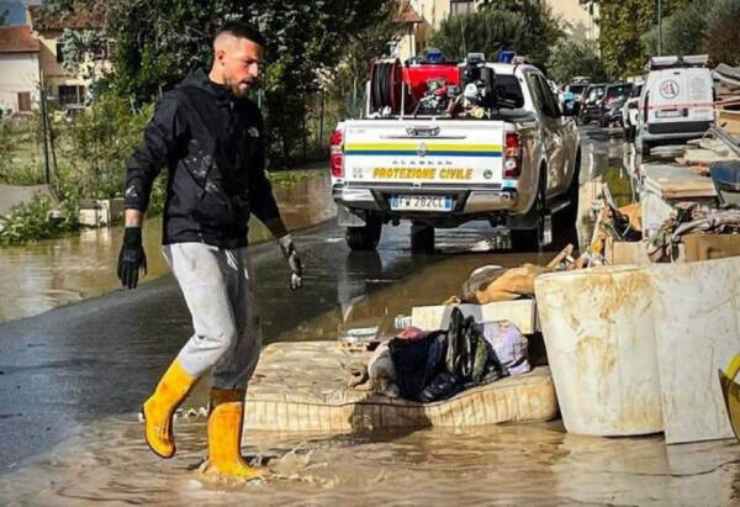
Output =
[
  {"x1": 596, "y1": 0, "x2": 691, "y2": 78},
  {"x1": 326, "y1": 7, "x2": 398, "y2": 119},
  {"x1": 479, "y1": 0, "x2": 563, "y2": 68},
  {"x1": 429, "y1": 4, "x2": 562, "y2": 70},
  {"x1": 547, "y1": 39, "x2": 607, "y2": 84},
  {"x1": 704, "y1": 0, "x2": 740, "y2": 65},
  {"x1": 430, "y1": 10, "x2": 525, "y2": 62},
  {"x1": 642, "y1": 0, "x2": 712, "y2": 58},
  {"x1": 46, "y1": 0, "x2": 394, "y2": 166}
]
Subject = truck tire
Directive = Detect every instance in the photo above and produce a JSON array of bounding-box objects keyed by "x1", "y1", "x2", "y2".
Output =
[
  {"x1": 639, "y1": 140, "x2": 652, "y2": 157},
  {"x1": 511, "y1": 170, "x2": 546, "y2": 252},
  {"x1": 345, "y1": 214, "x2": 382, "y2": 251},
  {"x1": 410, "y1": 222, "x2": 435, "y2": 254}
]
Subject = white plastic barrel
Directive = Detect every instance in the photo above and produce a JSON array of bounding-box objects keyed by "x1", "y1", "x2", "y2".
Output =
[{"x1": 534, "y1": 265, "x2": 663, "y2": 436}]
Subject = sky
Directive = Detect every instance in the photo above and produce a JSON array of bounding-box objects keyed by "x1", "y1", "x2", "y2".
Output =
[{"x1": 1, "y1": 0, "x2": 42, "y2": 26}]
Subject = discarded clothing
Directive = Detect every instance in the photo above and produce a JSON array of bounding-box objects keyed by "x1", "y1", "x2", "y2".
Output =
[
  {"x1": 395, "y1": 326, "x2": 430, "y2": 342},
  {"x1": 481, "y1": 321, "x2": 530, "y2": 376},
  {"x1": 389, "y1": 331, "x2": 446, "y2": 401},
  {"x1": 461, "y1": 264, "x2": 546, "y2": 304},
  {"x1": 388, "y1": 307, "x2": 510, "y2": 403}
]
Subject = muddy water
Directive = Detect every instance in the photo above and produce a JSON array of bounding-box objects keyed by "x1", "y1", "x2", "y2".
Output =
[
  {"x1": 0, "y1": 170, "x2": 335, "y2": 323},
  {"x1": 1, "y1": 414, "x2": 738, "y2": 505}
]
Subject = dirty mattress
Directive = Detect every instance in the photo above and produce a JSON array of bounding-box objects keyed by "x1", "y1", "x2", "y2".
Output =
[{"x1": 245, "y1": 341, "x2": 558, "y2": 432}]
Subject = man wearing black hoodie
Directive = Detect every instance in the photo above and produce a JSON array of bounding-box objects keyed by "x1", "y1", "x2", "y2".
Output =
[{"x1": 116, "y1": 22, "x2": 302, "y2": 481}]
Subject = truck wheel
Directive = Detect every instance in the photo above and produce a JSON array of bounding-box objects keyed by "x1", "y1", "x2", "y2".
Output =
[
  {"x1": 511, "y1": 171, "x2": 546, "y2": 252},
  {"x1": 410, "y1": 222, "x2": 435, "y2": 254},
  {"x1": 639, "y1": 140, "x2": 652, "y2": 157},
  {"x1": 345, "y1": 214, "x2": 382, "y2": 251}
]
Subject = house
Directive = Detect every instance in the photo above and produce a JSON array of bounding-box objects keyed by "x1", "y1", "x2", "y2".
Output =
[
  {"x1": 0, "y1": 24, "x2": 40, "y2": 115},
  {"x1": 394, "y1": 0, "x2": 484, "y2": 59},
  {"x1": 546, "y1": 0, "x2": 599, "y2": 42},
  {"x1": 392, "y1": 0, "x2": 599, "y2": 61},
  {"x1": 27, "y1": 2, "x2": 107, "y2": 108}
]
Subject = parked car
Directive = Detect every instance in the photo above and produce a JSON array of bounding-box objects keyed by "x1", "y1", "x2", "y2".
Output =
[
  {"x1": 598, "y1": 83, "x2": 633, "y2": 128},
  {"x1": 577, "y1": 83, "x2": 607, "y2": 125},
  {"x1": 635, "y1": 55, "x2": 715, "y2": 155}
]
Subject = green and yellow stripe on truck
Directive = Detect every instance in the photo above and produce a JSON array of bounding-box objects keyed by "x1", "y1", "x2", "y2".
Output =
[{"x1": 344, "y1": 142, "x2": 503, "y2": 158}]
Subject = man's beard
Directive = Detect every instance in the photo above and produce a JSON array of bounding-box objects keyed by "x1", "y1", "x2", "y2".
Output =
[{"x1": 225, "y1": 76, "x2": 254, "y2": 98}]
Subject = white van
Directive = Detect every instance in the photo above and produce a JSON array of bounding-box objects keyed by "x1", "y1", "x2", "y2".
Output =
[{"x1": 636, "y1": 55, "x2": 715, "y2": 155}]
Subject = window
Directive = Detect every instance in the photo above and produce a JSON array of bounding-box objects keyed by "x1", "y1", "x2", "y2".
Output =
[
  {"x1": 494, "y1": 75, "x2": 524, "y2": 108},
  {"x1": 17, "y1": 92, "x2": 31, "y2": 112},
  {"x1": 536, "y1": 75, "x2": 561, "y2": 118},
  {"x1": 56, "y1": 41, "x2": 64, "y2": 64},
  {"x1": 450, "y1": 0, "x2": 476, "y2": 16},
  {"x1": 58, "y1": 85, "x2": 86, "y2": 106},
  {"x1": 525, "y1": 73, "x2": 544, "y2": 113}
]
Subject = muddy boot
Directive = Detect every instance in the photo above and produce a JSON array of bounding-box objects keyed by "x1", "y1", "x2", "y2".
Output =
[
  {"x1": 203, "y1": 388, "x2": 264, "y2": 481},
  {"x1": 142, "y1": 359, "x2": 198, "y2": 459},
  {"x1": 719, "y1": 354, "x2": 740, "y2": 441}
]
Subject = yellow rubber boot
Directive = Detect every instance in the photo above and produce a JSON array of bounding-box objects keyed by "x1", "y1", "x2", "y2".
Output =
[
  {"x1": 719, "y1": 354, "x2": 740, "y2": 441},
  {"x1": 204, "y1": 388, "x2": 264, "y2": 481},
  {"x1": 142, "y1": 359, "x2": 198, "y2": 459}
]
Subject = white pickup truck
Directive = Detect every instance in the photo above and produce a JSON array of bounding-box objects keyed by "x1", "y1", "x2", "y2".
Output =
[{"x1": 330, "y1": 57, "x2": 581, "y2": 252}]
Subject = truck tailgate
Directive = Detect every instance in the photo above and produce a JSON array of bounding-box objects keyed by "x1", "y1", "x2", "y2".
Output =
[{"x1": 342, "y1": 120, "x2": 506, "y2": 187}]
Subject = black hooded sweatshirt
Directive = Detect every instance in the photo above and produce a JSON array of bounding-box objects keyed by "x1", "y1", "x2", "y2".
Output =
[{"x1": 124, "y1": 68, "x2": 280, "y2": 249}]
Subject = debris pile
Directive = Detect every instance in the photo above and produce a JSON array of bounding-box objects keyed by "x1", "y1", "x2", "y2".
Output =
[{"x1": 648, "y1": 203, "x2": 740, "y2": 261}]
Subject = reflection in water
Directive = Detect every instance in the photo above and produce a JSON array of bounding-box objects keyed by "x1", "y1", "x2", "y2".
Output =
[
  {"x1": 0, "y1": 414, "x2": 738, "y2": 505},
  {"x1": 0, "y1": 171, "x2": 335, "y2": 323}
]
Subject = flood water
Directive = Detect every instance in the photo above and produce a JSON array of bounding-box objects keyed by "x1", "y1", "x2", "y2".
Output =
[
  {"x1": 2, "y1": 132, "x2": 739, "y2": 505},
  {"x1": 0, "y1": 170, "x2": 336, "y2": 323},
  {"x1": 1, "y1": 414, "x2": 737, "y2": 506}
]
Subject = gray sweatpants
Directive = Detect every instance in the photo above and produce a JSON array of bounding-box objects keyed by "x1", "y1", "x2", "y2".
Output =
[{"x1": 162, "y1": 243, "x2": 262, "y2": 390}]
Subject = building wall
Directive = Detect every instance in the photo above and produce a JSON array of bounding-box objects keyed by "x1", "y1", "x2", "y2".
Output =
[
  {"x1": 34, "y1": 29, "x2": 110, "y2": 104},
  {"x1": 545, "y1": 0, "x2": 599, "y2": 42},
  {"x1": 35, "y1": 30, "x2": 87, "y2": 91},
  {"x1": 0, "y1": 52, "x2": 40, "y2": 114}
]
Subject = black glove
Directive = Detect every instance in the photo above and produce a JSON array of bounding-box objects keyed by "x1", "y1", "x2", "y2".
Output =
[
  {"x1": 117, "y1": 227, "x2": 147, "y2": 289},
  {"x1": 278, "y1": 234, "x2": 303, "y2": 291}
]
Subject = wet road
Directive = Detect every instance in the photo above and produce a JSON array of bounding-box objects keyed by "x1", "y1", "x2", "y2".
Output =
[
  {"x1": 5, "y1": 128, "x2": 732, "y2": 507},
  {"x1": 0, "y1": 216, "x2": 558, "y2": 473},
  {"x1": 0, "y1": 128, "x2": 619, "y2": 473}
]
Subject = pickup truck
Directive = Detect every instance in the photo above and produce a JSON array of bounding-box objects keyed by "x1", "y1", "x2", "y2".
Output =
[{"x1": 330, "y1": 57, "x2": 581, "y2": 252}]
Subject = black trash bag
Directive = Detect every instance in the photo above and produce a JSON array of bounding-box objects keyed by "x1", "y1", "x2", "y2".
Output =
[{"x1": 389, "y1": 331, "x2": 446, "y2": 401}]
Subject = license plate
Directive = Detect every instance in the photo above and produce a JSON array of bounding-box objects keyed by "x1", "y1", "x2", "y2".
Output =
[
  {"x1": 389, "y1": 195, "x2": 453, "y2": 211},
  {"x1": 656, "y1": 109, "x2": 684, "y2": 118}
]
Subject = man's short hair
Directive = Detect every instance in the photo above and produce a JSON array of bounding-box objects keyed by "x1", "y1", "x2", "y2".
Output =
[{"x1": 215, "y1": 22, "x2": 267, "y2": 48}]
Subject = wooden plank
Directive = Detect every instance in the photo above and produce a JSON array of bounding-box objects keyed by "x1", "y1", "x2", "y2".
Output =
[{"x1": 642, "y1": 163, "x2": 717, "y2": 199}]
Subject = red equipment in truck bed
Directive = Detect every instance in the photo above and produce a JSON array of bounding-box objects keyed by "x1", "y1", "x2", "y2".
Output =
[{"x1": 402, "y1": 64, "x2": 461, "y2": 101}]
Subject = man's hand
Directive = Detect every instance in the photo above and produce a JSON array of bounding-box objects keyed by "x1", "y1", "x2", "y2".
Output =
[
  {"x1": 278, "y1": 234, "x2": 303, "y2": 291},
  {"x1": 117, "y1": 227, "x2": 147, "y2": 289}
]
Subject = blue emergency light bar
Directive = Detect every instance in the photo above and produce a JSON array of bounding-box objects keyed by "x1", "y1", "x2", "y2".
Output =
[{"x1": 497, "y1": 50, "x2": 515, "y2": 63}]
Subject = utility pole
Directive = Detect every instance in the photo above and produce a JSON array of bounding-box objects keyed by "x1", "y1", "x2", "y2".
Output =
[
  {"x1": 657, "y1": 0, "x2": 663, "y2": 56},
  {"x1": 39, "y1": 86, "x2": 51, "y2": 185}
]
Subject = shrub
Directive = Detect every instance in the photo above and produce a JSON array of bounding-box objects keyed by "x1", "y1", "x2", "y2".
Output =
[{"x1": 0, "y1": 194, "x2": 79, "y2": 246}]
